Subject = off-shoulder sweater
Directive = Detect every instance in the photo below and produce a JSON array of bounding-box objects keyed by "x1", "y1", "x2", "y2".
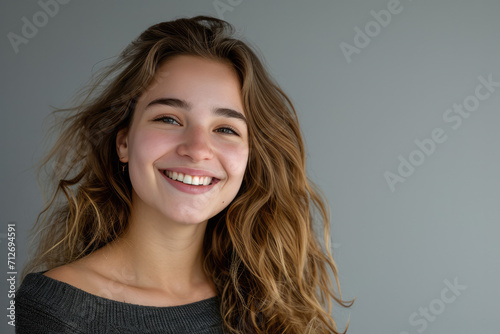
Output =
[{"x1": 15, "y1": 271, "x2": 225, "y2": 333}]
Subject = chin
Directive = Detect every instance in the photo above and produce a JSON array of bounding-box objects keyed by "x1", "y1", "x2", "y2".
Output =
[{"x1": 163, "y1": 210, "x2": 214, "y2": 226}]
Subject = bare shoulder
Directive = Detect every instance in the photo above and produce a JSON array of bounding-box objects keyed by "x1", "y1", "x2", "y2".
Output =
[
  {"x1": 43, "y1": 262, "x2": 84, "y2": 282},
  {"x1": 42, "y1": 246, "x2": 139, "y2": 303},
  {"x1": 42, "y1": 250, "x2": 140, "y2": 305},
  {"x1": 43, "y1": 253, "x2": 106, "y2": 295}
]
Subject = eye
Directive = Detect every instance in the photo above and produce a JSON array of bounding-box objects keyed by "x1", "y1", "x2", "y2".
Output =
[
  {"x1": 153, "y1": 115, "x2": 181, "y2": 125},
  {"x1": 215, "y1": 127, "x2": 239, "y2": 136}
]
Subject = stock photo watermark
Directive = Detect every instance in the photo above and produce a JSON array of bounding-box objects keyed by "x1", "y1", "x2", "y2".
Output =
[
  {"x1": 384, "y1": 73, "x2": 499, "y2": 192},
  {"x1": 398, "y1": 277, "x2": 466, "y2": 334},
  {"x1": 213, "y1": 0, "x2": 243, "y2": 20},
  {"x1": 5, "y1": 222, "x2": 17, "y2": 327},
  {"x1": 7, "y1": 0, "x2": 71, "y2": 54},
  {"x1": 340, "y1": 0, "x2": 415, "y2": 63}
]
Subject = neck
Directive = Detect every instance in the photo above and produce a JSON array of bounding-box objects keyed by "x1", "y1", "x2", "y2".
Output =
[{"x1": 102, "y1": 197, "x2": 214, "y2": 297}]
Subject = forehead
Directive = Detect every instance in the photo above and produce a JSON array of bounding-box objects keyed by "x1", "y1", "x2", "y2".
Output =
[
  {"x1": 136, "y1": 55, "x2": 243, "y2": 107},
  {"x1": 153, "y1": 55, "x2": 239, "y2": 89}
]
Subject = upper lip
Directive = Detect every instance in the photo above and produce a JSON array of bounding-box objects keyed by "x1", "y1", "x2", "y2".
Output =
[{"x1": 160, "y1": 167, "x2": 221, "y2": 179}]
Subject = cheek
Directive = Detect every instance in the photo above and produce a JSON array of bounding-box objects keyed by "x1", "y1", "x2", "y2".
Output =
[
  {"x1": 129, "y1": 130, "x2": 174, "y2": 165},
  {"x1": 223, "y1": 144, "x2": 249, "y2": 179}
]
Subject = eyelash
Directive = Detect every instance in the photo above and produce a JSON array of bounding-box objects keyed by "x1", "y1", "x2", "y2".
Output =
[
  {"x1": 152, "y1": 116, "x2": 239, "y2": 136},
  {"x1": 153, "y1": 115, "x2": 180, "y2": 125}
]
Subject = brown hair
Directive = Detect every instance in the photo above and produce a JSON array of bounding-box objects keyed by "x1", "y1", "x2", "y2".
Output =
[{"x1": 22, "y1": 16, "x2": 352, "y2": 333}]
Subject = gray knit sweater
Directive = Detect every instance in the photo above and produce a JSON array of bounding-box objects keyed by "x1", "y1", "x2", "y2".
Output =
[{"x1": 15, "y1": 271, "x2": 226, "y2": 333}]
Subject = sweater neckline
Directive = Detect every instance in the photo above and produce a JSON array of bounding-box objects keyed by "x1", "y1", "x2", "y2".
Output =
[
  {"x1": 19, "y1": 271, "x2": 224, "y2": 333},
  {"x1": 31, "y1": 270, "x2": 219, "y2": 309}
]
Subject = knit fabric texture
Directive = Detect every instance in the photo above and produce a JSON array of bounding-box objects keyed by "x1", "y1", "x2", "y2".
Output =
[{"x1": 15, "y1": 271, "x2": 226, "y2": 334}]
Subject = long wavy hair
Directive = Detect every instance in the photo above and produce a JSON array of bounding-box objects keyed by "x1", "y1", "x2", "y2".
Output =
[{"x1": 22, "y1": 16, "x2": 352, "y2": 333}]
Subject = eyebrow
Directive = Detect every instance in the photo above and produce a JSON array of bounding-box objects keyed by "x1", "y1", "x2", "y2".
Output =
[{"x1": 146, "y1": 98, "x2": 247, "y2": 124}]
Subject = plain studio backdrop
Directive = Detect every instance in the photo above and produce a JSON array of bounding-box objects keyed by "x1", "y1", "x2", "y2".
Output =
[{"x1": 1, "y1": 1, "x2": 498, "y2": 333}]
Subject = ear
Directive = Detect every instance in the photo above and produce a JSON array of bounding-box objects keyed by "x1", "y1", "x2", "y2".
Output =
[{"x1": 116, "y1": 128, "x2": 129, "y2": 163}]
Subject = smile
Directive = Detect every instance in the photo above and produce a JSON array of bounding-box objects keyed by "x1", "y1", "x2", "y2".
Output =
[{"x1": 163, "y1": 170, "x2": 216, "y2": 186}]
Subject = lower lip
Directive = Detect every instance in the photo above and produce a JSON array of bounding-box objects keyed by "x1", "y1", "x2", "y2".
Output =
[{"x1": 161, "y1": 172, "x2": 218, "y2": 194}]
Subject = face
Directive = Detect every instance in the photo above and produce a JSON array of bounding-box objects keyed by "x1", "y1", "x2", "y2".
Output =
[{"x1": 116, "y1": 55, "x2": 249, "y2": 226}]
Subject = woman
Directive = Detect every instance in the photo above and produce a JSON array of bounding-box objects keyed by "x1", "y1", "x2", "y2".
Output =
[{"x1": 16, "y1": 16, "x2": 352, "y2": 333}]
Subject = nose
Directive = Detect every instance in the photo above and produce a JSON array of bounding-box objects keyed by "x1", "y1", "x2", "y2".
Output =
[{"x1": 176, "y1": 125, "x2": 214, "y2": 162}]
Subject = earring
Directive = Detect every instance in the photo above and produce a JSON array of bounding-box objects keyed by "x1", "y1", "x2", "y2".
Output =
[{"x1": 119, "y1": 158, "x2": 127, "y2": 174}]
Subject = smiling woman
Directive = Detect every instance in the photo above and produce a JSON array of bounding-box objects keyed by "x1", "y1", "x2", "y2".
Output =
[
  {"x1": 116, "y1": 55, "x2": 249, "y2": 226},
  {"x1": 15, "y1": 16, "x2": 352, "y2": 333}
]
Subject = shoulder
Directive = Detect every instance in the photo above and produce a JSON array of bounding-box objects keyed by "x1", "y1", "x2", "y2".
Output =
[
  {"x1": 40, "y1": 250, "x2": 140, "y2": 305},
  {"x1": 17, "y1": 253, "x2": 109, "y2": 308},
  {"x1": 43, "y1": 263, "x2": 79, "y2": 282},
  {"x1": 15, "y1": 251, "x2": 120, "y2": 333},
  {"x1": 43, "y1": 262, "x2": 96, "y2": 292},
  {"x1": 15, "y1": 268, "x2": 96, "y2": 333},
  {"x1": 43, "y1": 249, "x2": 115, "y2": 297},
  {"x1": 17, "y1": 259, "x2": 99, "y2": 299}
]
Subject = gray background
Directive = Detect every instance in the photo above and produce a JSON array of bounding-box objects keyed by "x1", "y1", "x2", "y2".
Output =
[{"x1": 1, "y1": 0, "x2": 498, "y2": 333}]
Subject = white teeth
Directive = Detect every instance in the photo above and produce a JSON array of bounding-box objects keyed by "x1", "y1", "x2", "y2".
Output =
[
  {"x1": 183, "y1": 175, "x2": 192, "y2": 184},
  {"x1": 192, "y1": 176, "x2": 200, "y2": 185},
  {"x1": 164, "y1": 170, "x2": 213, "y2": 186}
]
